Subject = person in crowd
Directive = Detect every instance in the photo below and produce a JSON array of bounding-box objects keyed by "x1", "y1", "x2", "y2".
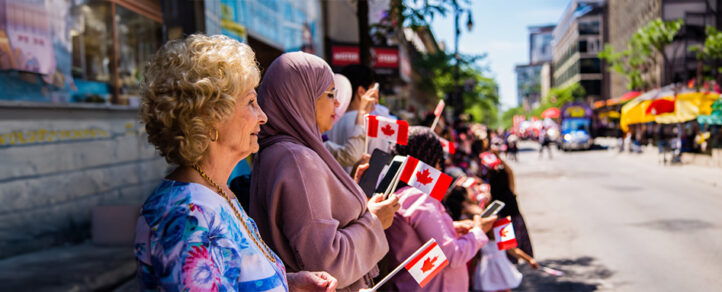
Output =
[
  {"x1": 538, "y1": 127, "x2": 553, "y2": 159},
  {"x1": 323, "y1": 73, "x2": 377, "y2": 168},
  {"x1": 249, "y1": 52, "x2": 399, "y2": 291},
  {"x1": 473, "y1": 143, "x2": 534, "y2": 265},
  {"x1": 383, "y1": 126, "x2": 497, "y2": 291},
  {"x1": 134, "y1": 34, "x2": 337, "y2": 291},
  {"x1": 326, "y1": 64, "x2": 389, "y2": 165},
  {"x1": 472, "y1": 222, "x2": 539, "y2": 292}
]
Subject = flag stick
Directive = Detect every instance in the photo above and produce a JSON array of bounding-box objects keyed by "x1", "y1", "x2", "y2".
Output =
[
  {"x1": 430, "y1": 115, "x2": 440, "y2": 131},
  {"x1": 364, "y1": 114, "x2": 369, "y2": 155},
  {"x1": 368, "y1": 238, "x2": 436, "y2": 292}
]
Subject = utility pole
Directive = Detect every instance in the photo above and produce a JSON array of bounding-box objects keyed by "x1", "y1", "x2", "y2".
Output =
[{"x1": 452, "y1": 0, "x2": 462, "y2": 117}]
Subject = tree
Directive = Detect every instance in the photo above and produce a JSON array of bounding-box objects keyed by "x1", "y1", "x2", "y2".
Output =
[
  {"x1": 599, "y1": 18, "x2": 683, "y2": 90},
  {"x1": 690, "y1": 26, "x2": 722, "y2": 86},
  {"x1": 414, "y1": 50, "x2": 500, "y2": 125}
]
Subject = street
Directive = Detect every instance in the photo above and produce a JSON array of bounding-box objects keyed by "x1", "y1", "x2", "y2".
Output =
[{"x1": 510, "y1": 141, "x2": 722, "y2": 292}]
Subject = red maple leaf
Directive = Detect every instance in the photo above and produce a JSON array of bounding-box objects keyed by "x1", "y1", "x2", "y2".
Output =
[
  {"x1": 421, "y1": 256, "x2": 438, "y2": 273},
  {"x1": 381, "y1": 124, "x2": 396, "y2": 136},
  {"x1": 415, "y1": 168, "x2": 434, "y2": 185},
  {"x1": 499, "y1": 226, "x2": 509, "y2": 238},
  {"x1": 441, "y1": 142, "x2": 446, "y2": 148}
]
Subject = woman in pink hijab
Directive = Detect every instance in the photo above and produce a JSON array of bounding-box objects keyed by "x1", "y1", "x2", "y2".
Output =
[{"x1": 249, "y1": 52, "x2": 399, "y2": 291}]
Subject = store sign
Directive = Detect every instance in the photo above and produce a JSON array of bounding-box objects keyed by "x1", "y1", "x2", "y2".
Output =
[
  {"x1": 331, "y1": 46, "x2": 360, "y2": 66},
  {"x1": 331, "y1": 45, "x2": 399, "y2": 69}
]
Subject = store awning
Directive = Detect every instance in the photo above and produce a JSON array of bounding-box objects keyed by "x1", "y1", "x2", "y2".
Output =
[{"x1": 653, "y1": 92, "x2": 719, "y2": 124}]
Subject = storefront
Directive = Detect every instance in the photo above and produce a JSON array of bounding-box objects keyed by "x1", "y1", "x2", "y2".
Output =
[{"x1": 0, "y1": 0, "x2": 166, "y2": 258}]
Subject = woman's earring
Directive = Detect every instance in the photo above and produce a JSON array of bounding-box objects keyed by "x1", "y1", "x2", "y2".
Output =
[{"x1": 210, "y1": 129, "x2": 219, "y2": 142}]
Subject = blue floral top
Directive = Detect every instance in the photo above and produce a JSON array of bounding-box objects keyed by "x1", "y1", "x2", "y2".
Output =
[{"x1": 134, "y1": 179, "x2": 287, "y2": 291}]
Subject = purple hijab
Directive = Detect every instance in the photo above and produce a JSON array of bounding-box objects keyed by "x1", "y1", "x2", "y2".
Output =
[
  {"x1": 251, "y1": 52, "x2": 387, "y2": 290},
  {"x1": 255, "y1": 52, "x2": 365, "y2": 205}
]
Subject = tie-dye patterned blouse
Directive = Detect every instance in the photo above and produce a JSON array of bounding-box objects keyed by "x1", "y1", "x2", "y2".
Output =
[{"x1": 134, "y1": 179, "x2": 287, "y2": 291}]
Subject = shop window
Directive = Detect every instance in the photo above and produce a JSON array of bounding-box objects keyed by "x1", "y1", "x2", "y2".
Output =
[
  {"x1": 71, "y1": 2, "x2": 113, "y2": 103},
  {"x1": 116, "y1": 5, "x2": 162, "y2": 106}
]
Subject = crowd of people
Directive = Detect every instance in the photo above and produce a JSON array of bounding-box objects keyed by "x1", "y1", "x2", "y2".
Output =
[{"x1": 134, "y1": 34, "x2": 539, "y2": 292}]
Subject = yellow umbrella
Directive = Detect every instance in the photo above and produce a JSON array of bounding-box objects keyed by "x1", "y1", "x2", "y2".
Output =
[
  {"x1": 654, "y1": 92, "x2": 720, "y2": 124},
  {"x1": 620, "y1": 87, "x2": 664, "y2": 132}
]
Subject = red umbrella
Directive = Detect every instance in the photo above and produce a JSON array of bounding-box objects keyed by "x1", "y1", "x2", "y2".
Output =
[
  {"x1": 541, "y1": 107, "x2": 560, "y2": 119},
  {"x1": 645, "y1": 98, "x2": 675, "y2": 115}
]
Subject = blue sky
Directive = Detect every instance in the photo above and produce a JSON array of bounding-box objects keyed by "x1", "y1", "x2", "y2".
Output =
[{"x1": 429, "y1": 0, "x2": 570, "y2": 110}]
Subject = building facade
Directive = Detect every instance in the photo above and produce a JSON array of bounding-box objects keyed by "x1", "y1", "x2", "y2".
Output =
[
  {"x1": 516, "y1": 25, "x2": 554, "y2": 110},
  {"x1": 552, "y1": 0, "x2": 607, "y2": 102}
]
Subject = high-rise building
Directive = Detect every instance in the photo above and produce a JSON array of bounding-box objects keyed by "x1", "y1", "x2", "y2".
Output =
[
  {"x1": 516, "y1": 24, "x2": 555, "y2": 110},
  {"x1": 552, "y1": 0, "x2": 607, "y2": 101}
]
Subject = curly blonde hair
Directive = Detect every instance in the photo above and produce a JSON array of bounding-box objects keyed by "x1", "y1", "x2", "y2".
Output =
[{"x1": 140, "y1": 34, "x2": 260, "y2": 165}]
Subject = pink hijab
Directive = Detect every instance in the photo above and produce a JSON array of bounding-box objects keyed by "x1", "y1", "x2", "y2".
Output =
[
  {"x1": 252, "y1": 52, "x2": 387, "y2": 289},
  {"x1": 255, "y1": 52, "x2": 364, "y2": 203}
]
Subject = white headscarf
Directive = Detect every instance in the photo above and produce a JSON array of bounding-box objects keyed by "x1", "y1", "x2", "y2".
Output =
[{"x1": 333, "y1": 73, "x2": 352, "y2": 124}]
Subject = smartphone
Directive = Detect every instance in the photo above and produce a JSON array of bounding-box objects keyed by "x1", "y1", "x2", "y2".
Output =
[
  {"x1": 374, "y1": 155, "x2": 407, "y2": 198},
  {"x1": 480, "y1": 200, "x2": 505, "y2": 218},
  {"x1": 358, "y1": 149, "x2": 393, "y2": 198}
]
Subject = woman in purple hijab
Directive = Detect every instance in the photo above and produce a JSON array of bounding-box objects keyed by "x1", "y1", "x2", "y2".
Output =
[{"x1": 249, "y1": 52, "x2": 399, "y2": 291}]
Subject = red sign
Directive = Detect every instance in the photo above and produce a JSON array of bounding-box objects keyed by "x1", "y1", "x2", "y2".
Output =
[
  {"x1": 331, "y1": 45, "x2": 399, "y2": 69},
  {"x1": 331, "y1": 46, "x2": 360, "y2": 66}
]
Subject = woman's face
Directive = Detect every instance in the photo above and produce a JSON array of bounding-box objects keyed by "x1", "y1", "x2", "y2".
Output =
[
  {"x1": 216, "y1": 89, "x2": 267, "y2": 159},
  {"x1": 315, "y1": 82, "x2": 339, "y2": 133}
]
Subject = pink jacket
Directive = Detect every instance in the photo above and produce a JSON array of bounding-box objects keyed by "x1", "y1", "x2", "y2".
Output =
[{"x1": 384, "y1": 186, "x2": 488, "y2": 291}]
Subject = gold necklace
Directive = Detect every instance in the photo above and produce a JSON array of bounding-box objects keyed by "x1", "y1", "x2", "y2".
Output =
[{"x1": 191, "y1": 165, "x2": 277, "y2": 263}]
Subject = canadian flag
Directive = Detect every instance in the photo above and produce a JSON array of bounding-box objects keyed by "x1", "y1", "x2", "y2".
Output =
[
  {"x1": 399, "y1": 156, "x2": 453, "y2": 201},
  {"x1": 404, "y1": 239, "x2": 448, "y2": 288},
  {"x1": 439, "y1": 137, "x2": 455, "y2": 154},
  {"x1": 433, "y1": 99, "x2": 445, "y2": 117},
  {"x1": 366, "y1": 115, "x2": 409, "y2": 145},
  {"x1": 493, "y1": 217, "x2": 517, "y2": 251},
  {"x1": 480, "y1": 152, "x2": 501, "y2": 169}
]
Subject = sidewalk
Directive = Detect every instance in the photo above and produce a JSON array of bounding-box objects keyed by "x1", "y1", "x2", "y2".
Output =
[
  {"x1": 596, "y1": 137, "x2": 722, "y2": 188},
  {"x1": 0, "y1": 243, "x2": 135, "y2": 291}
]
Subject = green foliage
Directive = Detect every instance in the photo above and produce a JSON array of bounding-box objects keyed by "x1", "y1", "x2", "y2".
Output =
[
  {"x1": 500, "y1": 106, "x2": 525, "y2": 129},
  {"x1": 414, "y1": 50, "x2": 499, "y2": 126},
  {"x1": 690, "y1": 26, "x2": 722, "y2": 75},
  {"x1": 598, "y1": 18, "x2": 683, "y2": 90},
  {"x1": 532, "y1": 84, "x2": 585, "y2": 118}
]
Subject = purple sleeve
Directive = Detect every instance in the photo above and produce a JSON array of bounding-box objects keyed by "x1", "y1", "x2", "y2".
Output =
[{"x1": 407, "y1": 197, "x2": 488, "y2": 268}]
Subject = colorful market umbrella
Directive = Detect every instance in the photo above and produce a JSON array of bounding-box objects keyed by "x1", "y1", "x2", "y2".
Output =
[
  {"x1": 654, "y1": 92, "x2": 719, "y2": 124},
  {"x1": 606, "y1": 91, "x2": 642, "y2": 106},
  {"x1": 541, "y1": 107, "x2": 560, "y2": 119},
  {"x1": 645, "y1": 98, "x2": 675, "y2": 115},
  {"x1": 697, "y1": 99, "x2": 722, "y2": 125}
]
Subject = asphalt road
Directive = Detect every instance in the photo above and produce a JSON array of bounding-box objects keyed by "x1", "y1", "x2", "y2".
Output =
[{"x1": 508, "y1": 142, "x2": 722, "y2": 292}]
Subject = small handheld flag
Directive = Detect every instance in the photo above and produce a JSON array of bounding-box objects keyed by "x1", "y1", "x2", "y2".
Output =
[
  {"x1": 430, "y1": 100, "x2": 445, "y2": 130},
  {"x1": 493, "y1": 217, "x2": 517, "y2": 250},
  {"x1": 366, "y1": 115, "x2": 409, "y2": 145},
  {"x1": 398, "y1": 156, "x2": 453, "y2": 201},
  {"x1": 480, "y1": 152, "x2": 501, "y2": 169},
  {"x1": 433, "y1": 99, "x2": 445, "y2": 117},
  {"x1": 368, "y1": 238, "x2": 448, "y2": 291},
  {"x1": 439, "y1": 137, "x2": 455, "y2": 154}
]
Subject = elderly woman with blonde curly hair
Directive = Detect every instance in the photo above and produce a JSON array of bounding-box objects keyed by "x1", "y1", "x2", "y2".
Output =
[{"x1": 134, "y1": 34, "x2": 337, "y2": 291}]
